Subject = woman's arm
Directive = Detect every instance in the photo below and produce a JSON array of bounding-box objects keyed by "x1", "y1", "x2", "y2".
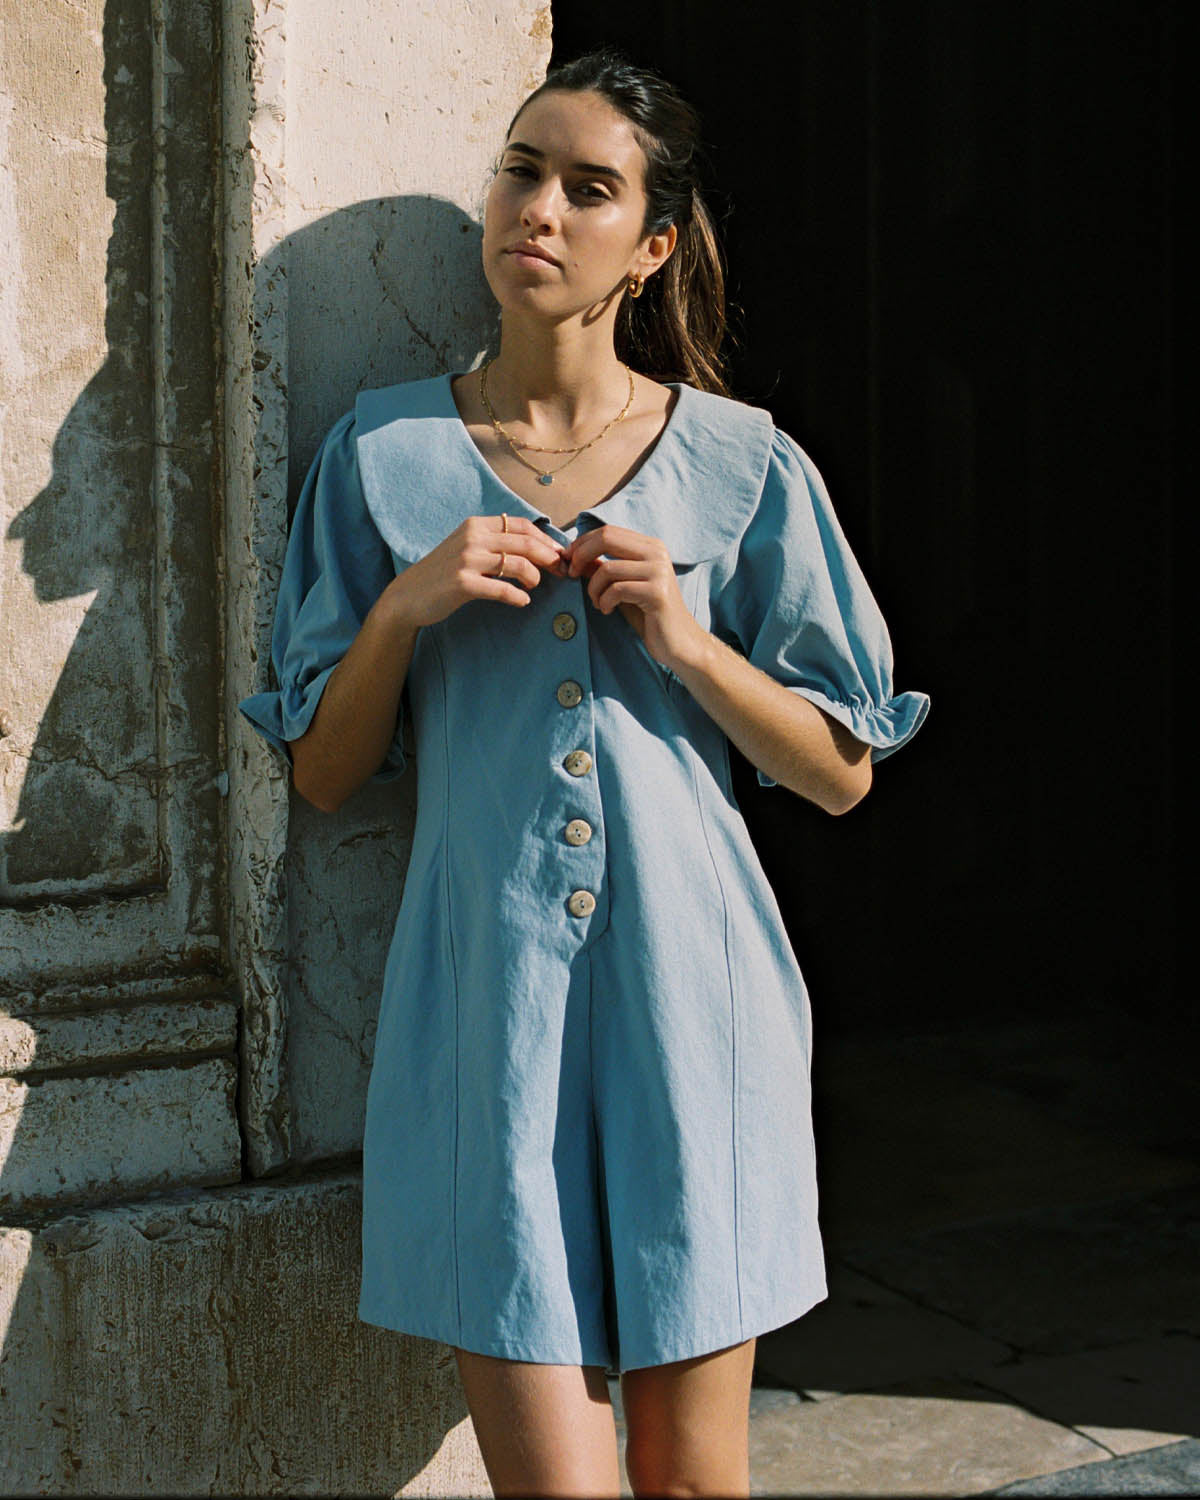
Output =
[
  {"x1": 666, "y1": 629, "x2": 872, "y2": 814},
  {"x1": 289, "y1": 514, "x2": 567, "y2": 812},
  {"x1": 289, "y1": 584, "x2": 419, "y2": 813},
  {"x1": 564, "y1": 522, "x2": 872, "y2": 816}
]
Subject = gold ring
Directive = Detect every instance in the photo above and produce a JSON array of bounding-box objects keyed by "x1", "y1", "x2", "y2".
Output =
[
  {"x1": 501, "y1": 511, "x2": 509, "y2": 533},
  {"x1": 494, "y1": 551, "x2": 508, "y2": 579}
]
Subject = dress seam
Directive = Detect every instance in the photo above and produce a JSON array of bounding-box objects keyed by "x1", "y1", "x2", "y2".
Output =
[
  {"x1": 431, "y1": 631, "x2": 464, "y2": 1343},
  {"x1": 687, "y1": 746, "x2": 744, "y2": 1337}
]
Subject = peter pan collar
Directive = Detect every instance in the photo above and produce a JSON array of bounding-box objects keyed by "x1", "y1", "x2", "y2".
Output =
[{"x1": 354, "y1": 372, "x2": 774, "y2": 567}]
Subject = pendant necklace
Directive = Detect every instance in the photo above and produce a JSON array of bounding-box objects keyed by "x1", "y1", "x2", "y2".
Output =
[{"x1": 478, "y1": 360, "x2": 636, "y2": 485}]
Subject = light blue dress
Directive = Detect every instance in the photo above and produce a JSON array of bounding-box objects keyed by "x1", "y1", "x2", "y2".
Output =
[{"x1": 240, "y1": 373, "x2": 929, "y2": 1373}]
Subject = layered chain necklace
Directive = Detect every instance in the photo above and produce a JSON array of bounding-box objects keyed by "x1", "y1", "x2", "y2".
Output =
[{"x1": 478, "y1": 359, "x2": 636, "y2": 485}]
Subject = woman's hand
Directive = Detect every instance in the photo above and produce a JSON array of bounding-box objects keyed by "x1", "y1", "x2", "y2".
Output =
[
  {"x1": 563, "y1": 523, "x2": 707, "y2": 672},
  {"x1": 386, "y1": 514, "x2": 568, "y2": 630},
  {"x1": 566, "y1": 523, "x2": 871, "y2": 813}
]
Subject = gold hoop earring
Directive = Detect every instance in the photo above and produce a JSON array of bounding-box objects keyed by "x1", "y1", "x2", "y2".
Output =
[{"x1": 627, "y1": 271, "x2": 645, "y2": 299}]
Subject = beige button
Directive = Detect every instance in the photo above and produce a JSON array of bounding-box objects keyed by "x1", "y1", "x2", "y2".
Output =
[
  {"x1": 556, "y1": 679, "x2": 583, "y2": 709},
  {"x1": 567, "y1": 889, "x2": 597, "y2": 918},
  {"x1": 552, "y1": 612, "x2": 577, "y2": 640},
  {"x1": 564, "y1": 818, "x2": 593, "y2": 846},
  {"x1": 563, "y1": 750, "x2": 593, "y2": 777}
]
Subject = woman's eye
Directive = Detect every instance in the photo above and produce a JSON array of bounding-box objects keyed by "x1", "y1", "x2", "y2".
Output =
[
  {"x1": 504, "y1": 164, "x2": 536, "y2": 180},
  {"x1": 574, "y1": 183, "x2": 610, "y2": 201}
]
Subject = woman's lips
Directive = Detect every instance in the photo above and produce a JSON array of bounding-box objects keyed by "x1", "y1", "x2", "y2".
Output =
[{"x1": 507, "y1": 246, "x2": 559, "y2": 268}]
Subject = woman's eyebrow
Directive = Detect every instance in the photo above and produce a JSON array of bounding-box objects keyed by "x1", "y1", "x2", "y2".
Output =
[{"x1": 504, "y1": 140, "x2": 628, "y2": 186}]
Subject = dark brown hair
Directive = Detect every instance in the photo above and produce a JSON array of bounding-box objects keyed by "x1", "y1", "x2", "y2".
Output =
[{"x1": 509, "y1": 49, "x2": 734, "y2": 398}]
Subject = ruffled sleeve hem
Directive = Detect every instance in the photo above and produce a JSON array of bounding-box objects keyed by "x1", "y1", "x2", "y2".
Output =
[
  {"x1": 238, "y1": 666, "x2": 408, "y2": 782},
  {"x1": 755, "y1": 685, "x2": 931, "y2": 787}
]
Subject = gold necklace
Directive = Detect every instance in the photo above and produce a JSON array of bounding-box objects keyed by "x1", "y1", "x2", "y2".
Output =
[{"x1": 478, "y1": 360, "x2": 636, "y2": 486}]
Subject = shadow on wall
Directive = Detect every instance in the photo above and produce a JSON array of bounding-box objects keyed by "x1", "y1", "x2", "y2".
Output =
[
  {"x1": 2, "y1": 187, "x2": 495, "y2": 900},
  {"x1": 247, "y1": 198, "x2": 501, "y2": 1173},
  {"x1": 2, "y1": 2, "x2": 498, "y2": 1489},
  {"x1": 278, "y1": 192, "x2": 499, "y2": 488}
]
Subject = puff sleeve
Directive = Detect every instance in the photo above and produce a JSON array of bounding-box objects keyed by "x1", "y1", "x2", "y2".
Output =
[
  {"x1": 238, "y1": 410, "x2": 408, "y2": 781},
  {"x1": 714, "y1": 428, "x2": 929, "y2": 787}
]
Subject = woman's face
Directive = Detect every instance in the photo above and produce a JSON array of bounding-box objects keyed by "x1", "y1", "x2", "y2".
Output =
[{"x1": 482, "y1": 88, "x2": 674, "y2": 322}]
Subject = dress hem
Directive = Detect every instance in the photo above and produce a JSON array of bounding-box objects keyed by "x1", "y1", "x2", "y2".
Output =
[{"x1": 357, "y1": 1275, "x2": 829, "y2": 1375}]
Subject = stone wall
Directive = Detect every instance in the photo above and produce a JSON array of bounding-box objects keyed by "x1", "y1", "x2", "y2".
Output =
[{"x1": 1, "y1": 0, "x2": 551, "y2": 1490}]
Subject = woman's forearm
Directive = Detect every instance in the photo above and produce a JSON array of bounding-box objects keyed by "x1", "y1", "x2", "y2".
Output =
[
  {"x1": 288, "y1": 514, "x2": 566, "y2": 812},
  {"x1": 289, "y1": 581, "x2": 420, "y2": 813},
  {"x1": 668, "y1": 629, "x2": 872, "y2": 814}
]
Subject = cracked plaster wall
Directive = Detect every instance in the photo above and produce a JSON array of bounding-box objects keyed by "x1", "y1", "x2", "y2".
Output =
[
  {"x1": 260, "y1": 0, "x2": 554, "y2": 1166},
  {"x1": 2, "y1": 0, "x2": 551, "y2": 1490}
]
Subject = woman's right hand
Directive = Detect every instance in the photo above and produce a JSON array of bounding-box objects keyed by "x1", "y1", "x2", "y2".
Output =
[
  {"x1": 290, "y1": 515, "x2": 564, "y2": 812},
  {"x1": 382, "y1": 514, "x2": 568, "y2": 630}
]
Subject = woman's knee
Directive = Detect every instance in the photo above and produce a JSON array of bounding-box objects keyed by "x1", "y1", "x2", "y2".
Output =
[
  {"x1": 625, "y1": 1433, "x2": 746, "y2": 1499},
  {"x1": 620, "y1": 1340, "x2": 755, "y2": 1498}
]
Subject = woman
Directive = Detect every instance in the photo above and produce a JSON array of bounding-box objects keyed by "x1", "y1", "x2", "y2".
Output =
[{"x1": 241, "y1": 49, "x2": 928, "y2": 1499}]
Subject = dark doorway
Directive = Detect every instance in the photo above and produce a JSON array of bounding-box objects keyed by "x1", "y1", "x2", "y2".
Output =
[{"x1": 550, "y1": 2, "x2": 1181, "y2": 1043}]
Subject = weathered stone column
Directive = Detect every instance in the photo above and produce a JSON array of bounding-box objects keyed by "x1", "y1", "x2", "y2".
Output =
[{"x1": 1, "y1": 0, "x2": 551, "y2": 1491}]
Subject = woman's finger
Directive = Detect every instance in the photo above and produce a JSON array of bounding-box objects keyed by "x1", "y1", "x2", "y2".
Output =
[
  {"x1": 466, "y1": 546, "x2": 541, "y2": 590},
  {"x1": 498, "y1": 514, "x2": 552, "y2": 535},
  {"x1": 593, "y1": 579, "x2": 648, "y2": 614},
  {"x1": 594, "y1": 577, "x2": 669, "y2": 615},
  {"x1": 585, "y1": 558, "x2": 659, "y2": 607},
  {"x1": 497, "y1": 532, "x2": 568, "y2": 566},
  {"x1": 468, "y1": 518, "x2": 565, "y2": 570},
  {"x1": 473, "y1": 575, "x2": 536, "y2": 608},
  {"x1": 566, "y1": 524, "x2": 666, "y2": 572}
]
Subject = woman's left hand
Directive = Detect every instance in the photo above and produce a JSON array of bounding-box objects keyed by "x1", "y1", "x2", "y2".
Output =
[{"x1": 563, "y1": 524, "x2": 707, "y2": 673}]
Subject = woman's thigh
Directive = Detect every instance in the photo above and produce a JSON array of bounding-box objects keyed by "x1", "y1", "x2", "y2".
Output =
[
  {"x1": 620, "y1": 1337, "x2": 757, "y2": 1498},
  {"x1": 453, "y1": 1347, "x2": 621, "y2": 1498}
]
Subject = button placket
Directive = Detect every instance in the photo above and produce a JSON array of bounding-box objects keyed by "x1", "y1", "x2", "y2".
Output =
[{"x1": 549, "y1": 582, "x2": 602, "y2": 924}]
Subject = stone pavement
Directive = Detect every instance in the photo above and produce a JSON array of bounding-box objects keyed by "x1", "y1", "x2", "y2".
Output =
[{"x1": 609, "y1": 1012, "x2": 1200, "y2": 1496}]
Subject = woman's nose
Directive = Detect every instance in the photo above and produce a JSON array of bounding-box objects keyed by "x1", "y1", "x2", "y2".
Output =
[{"x1": 520, "y1": 181, "x2": 561, "y2": 233}]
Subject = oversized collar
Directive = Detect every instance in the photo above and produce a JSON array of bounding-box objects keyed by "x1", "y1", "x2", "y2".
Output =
[{"x1": 354, "y1": 373, "x2": 775, "y2": 568}]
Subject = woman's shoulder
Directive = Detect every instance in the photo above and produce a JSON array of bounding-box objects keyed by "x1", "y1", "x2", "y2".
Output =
[
  {"x1": 682, "y1": 386, "x2": 827, "y2": 493},
  {"x1": 354, "y1": 370, "x2": 454, "y2": 435},
  {"x1": 672, "y1": 381, "x2": 777, "y2": 488},
  {"x1": 675, "y1": 380, "x2": 775, "y2": 437}
]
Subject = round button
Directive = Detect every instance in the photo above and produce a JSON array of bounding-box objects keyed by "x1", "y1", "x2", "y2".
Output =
[
  {"x1": 552, "y1": 612, "x2": 577, "y2": 640},
  {"x1": 556, "y1": 679, "x2": 583, "y2": 709},
  {"x1": 564, "y1": 818, "x2": 593, "y2": 846},
  {"x1": 563, "y1": 750, "x2": 593, "y2": 777},
  {"x1": 567, "y1": 889, "x2": 597, "y2": 918}
]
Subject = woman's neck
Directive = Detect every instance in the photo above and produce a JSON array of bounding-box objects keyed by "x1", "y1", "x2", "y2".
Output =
[{"x1": 485, "y1": 312, "x2": 631, "y2": 437}]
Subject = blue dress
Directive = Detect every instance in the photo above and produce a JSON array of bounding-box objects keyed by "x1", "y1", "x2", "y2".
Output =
[{"x1": 240, "y1": 373, "x2": 929, "y2": 1373}]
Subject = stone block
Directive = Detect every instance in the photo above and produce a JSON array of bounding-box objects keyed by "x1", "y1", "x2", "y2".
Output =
[
  {"x1": 814, "y1": 1034, "x2": 1200, "y2": 1252},
  {"x1": 755, "y1": 1263, "x2": 1012, "y2": 1399},
  {"x1": 745, "y1": 1378, "x2": 1108, "y2": 1497},
  {"x1": 845, "y1": 1181, "x2": 1200, "y2": 1357},
  {"x1": 990, "y1": 1439, "x2": 1200, "y2": 1496},
  {"x1": 0, "y1": 998, "x2": 238, "y2": 1074},
  {"x1": 0, "y1": 1171, "x2": 489, "y2": 1496},
  {"x1": 0, "y1": 1058, "x2": 241, "y2": 1214},
  {"x1": 975, "y1": 1335, "x2": 1199, "y2": 1455}
]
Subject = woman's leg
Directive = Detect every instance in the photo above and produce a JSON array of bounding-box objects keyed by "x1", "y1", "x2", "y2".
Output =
[
  {"x1": 453, "y1": 1347, "x2": 622, "y2": 1498},
  {"x1": 620, "y1": 1337, "x2": 757, "y2": 1498}
]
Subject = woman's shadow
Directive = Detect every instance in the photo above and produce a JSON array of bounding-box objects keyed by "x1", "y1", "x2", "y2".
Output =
[
  {"x1": 2, "y1": 191, "x2": 496, "y2": 906},
  {"x1": 2, "y1": 15, "x2": 498, "y2": 1474}
]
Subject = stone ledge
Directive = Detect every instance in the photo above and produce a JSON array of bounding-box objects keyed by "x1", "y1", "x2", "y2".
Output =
[{"x1": 1, "y1": 1170, "x2": 489, "y2": 1497}]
